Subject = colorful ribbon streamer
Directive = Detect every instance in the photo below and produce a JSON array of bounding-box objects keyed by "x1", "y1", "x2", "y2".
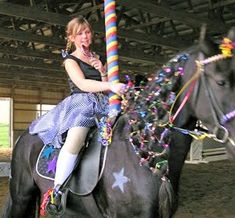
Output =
[{"x1": 104, "y1": 0, "x2": 121, "y2": 117}]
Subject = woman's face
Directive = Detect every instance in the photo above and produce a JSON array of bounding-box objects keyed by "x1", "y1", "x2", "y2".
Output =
[{"x1": 71, "y1": 25, "x2": 92, "y2": 49}]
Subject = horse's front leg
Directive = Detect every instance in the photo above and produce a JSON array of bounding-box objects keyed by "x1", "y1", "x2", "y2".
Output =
[{"x1": 168, "y1": 131, "x2": 193, "y2": 212}]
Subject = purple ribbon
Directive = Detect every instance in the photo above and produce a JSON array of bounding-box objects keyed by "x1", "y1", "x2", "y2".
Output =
[{"x1": 221, "y1": 110, "x2": 235, "y2": 125}]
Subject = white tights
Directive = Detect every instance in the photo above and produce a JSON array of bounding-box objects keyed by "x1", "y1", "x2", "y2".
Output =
[{"x1": 54, "y1": 127, "x2": 89, "y2": 188}]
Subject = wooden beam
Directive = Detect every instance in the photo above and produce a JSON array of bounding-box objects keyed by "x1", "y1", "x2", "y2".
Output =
[
  {"x1": 0, "y1": 58, "x2": 64, "y2": 72},
  {"x1": 0, "y1": 2, "x2": 69, "y2": 26},
  {"x1": 118, "y1": 0, "x2": 227, "y2": 33},
  {"x1": 0, "y1": 48, "x2": 161, "y2": 75},
  {"x1": 0, "y1": 2, "x2": 191, "y2": 50},
  {"x1": 118, "y1": 47, "x2": 167, "y2": 65},
  {"x1": 0, "y1": 65, "x2": 66, "y2": 80},
  {"x1": 0, "y1": 27, "x2": 64, "y2": 47},
  {"x1": 118, "y1": 29, "x2": 190, "y2": 50},
  {"x1": 0, "y1": 67, "x2": 67, "y2": 90},
  {"x1": 0, "y1": 61, "x2": 155, "y2": 78},
  {"x1": 120, "y1": 63, "x2": 156, "y2": 74},
  {"x1": 92, "y1": 21, "x2": 190, "y2": 50},
  {"x1": 0, "y1": 74, "x2": 66, "y2": 86},
  {"x1": 125, "y1": 18, "x2": 169, "y2": 30},
  {"x1": 0, "y1": 46, "x2": 61, "y2": 61},
  {"x1": 0, "y1": 42, "x2": 165, "y2": 65},
  {"x1": 0, "y1": 77, "x2": 67, "y2": 89},
  {"x1": 211, "y1": 0, "x2": 235, "y2": 9},
  {"x1": 71, "y1": 4, "x2": 103, "y2": 16}
]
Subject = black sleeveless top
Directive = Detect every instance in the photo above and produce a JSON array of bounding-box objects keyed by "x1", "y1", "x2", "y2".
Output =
[{"x1": 64, "y1": 54, "x2": 106, "y2": 94}]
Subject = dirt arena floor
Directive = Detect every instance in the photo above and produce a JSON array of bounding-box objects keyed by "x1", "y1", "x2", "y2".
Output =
[{"x1": 0, "y1": 148, "x2": 234, "y2": 218}]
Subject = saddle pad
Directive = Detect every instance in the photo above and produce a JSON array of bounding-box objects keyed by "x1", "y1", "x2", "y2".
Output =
[
  {"x1": 36, "y1": 133, "x2": 103, "y2": 195},
  {"x1": 36, "y1": 144, "x2": 59, "y2": 180}
]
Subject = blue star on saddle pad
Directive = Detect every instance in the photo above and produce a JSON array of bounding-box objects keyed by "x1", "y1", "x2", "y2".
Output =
[
  {"x1": 41, "y1": 145, "x2": 54, "y2": 159},
  {"x1": 112, "y1": 168, "x2": 130, "y2": 193},
  {"x1": 36, "y1": 144, "x2": 60, "y2": 180}
]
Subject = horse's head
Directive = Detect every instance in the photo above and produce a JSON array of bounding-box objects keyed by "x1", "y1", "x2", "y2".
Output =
[{"x1": 194, "y1": 27, "x2": 235, "y2": 159}]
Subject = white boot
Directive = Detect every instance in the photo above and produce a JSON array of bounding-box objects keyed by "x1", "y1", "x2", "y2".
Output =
[{"x1": 54, "y1": 148, "x2": 78, "y2": 187}]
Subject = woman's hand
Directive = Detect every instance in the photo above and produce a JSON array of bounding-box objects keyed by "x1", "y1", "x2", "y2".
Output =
[
  {"x1": 90, "y1": 57, "x2": 106, "y2": 74},
  {"x1": 110, "y1": 83, "x2": 127, "y2": 96}
]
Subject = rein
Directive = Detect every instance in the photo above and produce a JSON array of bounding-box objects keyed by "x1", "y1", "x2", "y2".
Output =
[{"x1": 168, "y1": 64, "x2": 201, "y2": 124}]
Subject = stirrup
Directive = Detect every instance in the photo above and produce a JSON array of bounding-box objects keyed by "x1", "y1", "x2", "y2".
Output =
[
  {"x1": 40, "y1": 187, "x2": 67, "y2": 216},
  {"x1": 46, "y1": 190, "x2": 61, "y2": 214}
]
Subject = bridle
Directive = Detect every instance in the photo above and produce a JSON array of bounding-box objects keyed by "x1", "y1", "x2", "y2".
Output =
[
  {"x1": 197, "y1": 58, "x2": 230, "y2": 143},
  {"x1": 192, "y1": 39, "x2": 235, "y2": 144},
  {"x1": 170, "y1": 38, "x2": 235, "y2": 145}
]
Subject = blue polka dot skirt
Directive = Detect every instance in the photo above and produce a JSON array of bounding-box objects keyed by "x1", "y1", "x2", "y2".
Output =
[{"x1": 29, "y1": 93, "x2": 109, "y2": 148}]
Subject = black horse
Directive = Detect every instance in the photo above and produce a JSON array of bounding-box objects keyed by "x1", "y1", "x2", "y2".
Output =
[{"x1": 2, "y1": 27, "x2": 235, "y2": 218}]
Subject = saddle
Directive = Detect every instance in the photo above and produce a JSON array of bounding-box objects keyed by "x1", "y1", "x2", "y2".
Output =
[{"x1": 36, "y1": 127, "x2": 106, "y2": 196}]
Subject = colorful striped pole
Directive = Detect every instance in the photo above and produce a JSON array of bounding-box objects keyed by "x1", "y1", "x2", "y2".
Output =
[{"x1": 104, "y1": 0, "x2": 121, "y2": 117}]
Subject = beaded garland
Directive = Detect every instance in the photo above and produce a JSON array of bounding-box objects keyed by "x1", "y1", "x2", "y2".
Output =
[{"x1": 121, "y1": 54, "x2": 189, "y2": 175}]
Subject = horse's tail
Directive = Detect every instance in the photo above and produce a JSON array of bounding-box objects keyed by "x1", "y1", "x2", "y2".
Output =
[
  {"x1": 158, "y1": 176, "x2": 175, "y2": 218},
  {"x1": 1, "y1": 192, "x2": 12, "y2": 218}
]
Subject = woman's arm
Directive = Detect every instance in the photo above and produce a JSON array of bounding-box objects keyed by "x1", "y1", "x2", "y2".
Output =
[
  {"x1": 90, "y1": 57, "x2": 108, "y2": 82},
  {"x1": 64, "y1": 59, "x2": 124, "y2": 94}
]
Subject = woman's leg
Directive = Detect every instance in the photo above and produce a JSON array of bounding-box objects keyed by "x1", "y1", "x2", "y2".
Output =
[
  {"x1": 45, "y1": 127, "x2": 90, "y2": 215},
  {"x1": 54, "y1": 126, "x2": 90, "y2": 188}
]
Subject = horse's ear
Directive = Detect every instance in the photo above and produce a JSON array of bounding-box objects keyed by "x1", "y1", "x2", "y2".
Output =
[
  {"x1": 197, "y1": 24, "x2": 218, "y2": 57},
  {"x1": 227, "y1": 27, "x2": 235, "y2": 41},
  {"x1": 226, "y1": 27, "x2": 235, "y2": 57}
]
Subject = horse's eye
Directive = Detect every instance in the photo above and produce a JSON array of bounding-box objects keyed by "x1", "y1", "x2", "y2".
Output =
[{"x1": 216, "y1": 80, "x2": 226, "y2": 86}]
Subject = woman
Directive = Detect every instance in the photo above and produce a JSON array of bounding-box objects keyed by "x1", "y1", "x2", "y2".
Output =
[{"x1": 29, "y1": 16, "x2": 125, "y2": 214}]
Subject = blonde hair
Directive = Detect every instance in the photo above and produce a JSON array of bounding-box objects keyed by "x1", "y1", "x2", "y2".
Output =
[{"x1": 65, "y1": 16, "x2": 93, "y2": 52}]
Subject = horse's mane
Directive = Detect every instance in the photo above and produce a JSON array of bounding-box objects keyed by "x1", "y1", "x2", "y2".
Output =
[{"x1": 121, "y1": 53, "x2": 190, "y2": 174}]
